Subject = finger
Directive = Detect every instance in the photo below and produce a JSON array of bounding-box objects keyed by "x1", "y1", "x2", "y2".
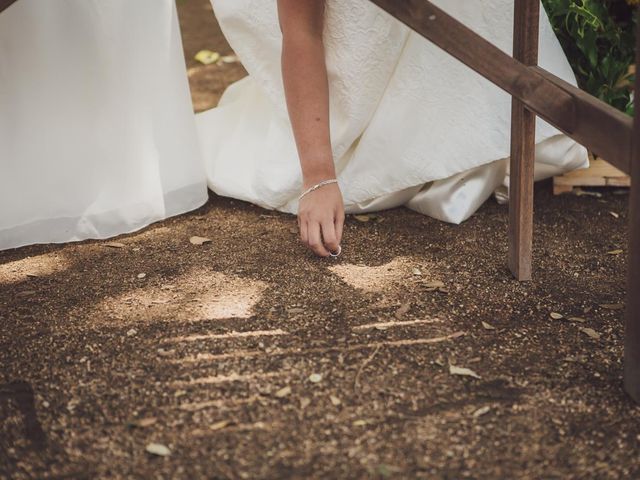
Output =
[
  {"x1": 308, "y1": 221, "x2": 330, "y2": 257},
  {"x1": 299, "y1": 217, "x2": 308, "y2": 244},
  {"x1": 334, "y1": 208, "x2": 345, "y2": 246},
  {"x1": 321, "y1": 218, "x2": 340, "y2": 254}
]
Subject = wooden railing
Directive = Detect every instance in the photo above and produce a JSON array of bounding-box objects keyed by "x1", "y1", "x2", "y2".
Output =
[{"x1": 369, "y1": 0, "x2": 639, "y2": 403}]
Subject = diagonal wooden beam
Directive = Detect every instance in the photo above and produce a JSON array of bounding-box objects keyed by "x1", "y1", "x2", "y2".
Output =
[
  {"x1": 368, "y1": 0, "x2": 633, "y2": 174},
  {"x1": 0, "y1": 0, "x2": 18, "y2": 14}
]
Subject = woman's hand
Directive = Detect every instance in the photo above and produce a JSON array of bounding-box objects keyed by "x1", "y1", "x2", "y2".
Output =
[{"x1": 298, "y1": 182, "x2": 344, "y2": 257}]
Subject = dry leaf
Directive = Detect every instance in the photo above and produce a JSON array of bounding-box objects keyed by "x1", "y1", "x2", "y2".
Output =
[
  {"x1": 449, "y1": 365, "x2": 482, "y2": 379},
  {"x1": 137, "y1": 273, "x2": 146, "y2": 279},
  {"x1": 330, "y1": 395, "x2": 341, "y2": 406},
  {"x1": 132, "y1": 417, "x2": 157, "y2": 428},
  {"x1": 567, "y1": 316, "x2": 587, "y2": 323},
  {"x1": 145, "y1": 443, "x2": 171, "y2": 456},
  {"x1": 549, "y1": 312, "x2": 564, "y2": 320},
  {"x1": 600, "y1": 303, "x2": 624, "y2": 310},
  {"x1": 472, "y1": 406, "x2": 491, "y2": 418},
  {"x1": 481, "y1": 321, "x2": 495, "y2": 330},
  {"x1": 126, "y1": 328, "x2": 137, "y2": 337},
  {"x1": 606, "y1": 249, "x2": 623, "y2": 255},
  {"x1": 275, "y1": 386, "x2": 292, "y2": 398},
  {"x1": 353, "y1": 419, "x2": 368, "y2": 426},
  {"x1": 210, "y1": 420, "x2": 231, "y2": 431},
  {"x1": 424, "y1": 280, "x2": 445, "y2": 289},
  {"x1": 412, "y1": 268, "x2": 423, "y2": 276},
  {"x1": 194, "y1": 50, "x2": 220, "y2": 65},
  {"x1": 190, "y1": 236, "x2": 212, "y2": 246},
  {"x1": 300, "y1": 398, "x2": 311, "y2": 409},
  {"x1": 354, "y1": 215, "x2": 371, "y2": 223},
  {"x1": 104, "y1": 242, "x2": 125, "y2": 249},
  {"x1": 580, "y1": 327, "x2": 601, "y2": 340}
]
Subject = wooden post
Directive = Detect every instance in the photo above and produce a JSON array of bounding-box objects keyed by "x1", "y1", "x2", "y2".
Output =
[
  {"x1": 508, "y1": 0, "x2": 540, "y2": 281},
  {"x1": 624, "y1": 11, "x2": 640, "y2": 403}
]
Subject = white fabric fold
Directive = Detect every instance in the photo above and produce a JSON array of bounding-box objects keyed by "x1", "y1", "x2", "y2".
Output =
[{"x1": 198, "y1": 0, "x2": 589, "y2": 224}]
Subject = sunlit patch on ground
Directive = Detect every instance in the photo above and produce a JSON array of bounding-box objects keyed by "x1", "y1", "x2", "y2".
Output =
[
  {"x1": 328, "y1": 256, "x2": 432, "y2": 293},
  {"x1": 0, "y1": 253, "x2": 68, "y2": 285},
  {"x1": 92, "y1": 267, "x2": 269, "y2": 323}
]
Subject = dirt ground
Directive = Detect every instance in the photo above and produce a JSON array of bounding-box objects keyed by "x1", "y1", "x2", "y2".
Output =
[{"x1": 1, "y1": 1, "x2": 639, "y2": 479}]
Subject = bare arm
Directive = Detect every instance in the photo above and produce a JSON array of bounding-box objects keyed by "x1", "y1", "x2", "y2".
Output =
[{"x1": 278, "y1": 0, "x2": 344, "y2": 257}]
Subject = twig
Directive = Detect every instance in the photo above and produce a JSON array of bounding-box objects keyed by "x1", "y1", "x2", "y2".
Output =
[{"x1": 354, "y1": 345, "x2": 382, "y2": 390}]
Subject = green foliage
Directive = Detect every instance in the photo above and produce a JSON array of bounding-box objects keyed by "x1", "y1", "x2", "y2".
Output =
[{"x1": 542, "y1": 0, "x2": 637, "y2": 115}]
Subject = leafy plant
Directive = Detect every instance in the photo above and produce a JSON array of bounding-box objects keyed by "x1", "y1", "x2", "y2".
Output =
[{"x1": 542, "y1": 0, "x2": 637, "y2": 115}]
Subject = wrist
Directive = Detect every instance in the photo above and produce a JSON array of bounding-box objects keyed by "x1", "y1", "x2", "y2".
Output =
[{"x1": 302, "y1": 170, "x2": 336, "y2": 189}]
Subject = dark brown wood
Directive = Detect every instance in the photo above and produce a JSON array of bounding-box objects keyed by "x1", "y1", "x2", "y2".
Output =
[
  {"x1": 0, "y1": 0, "x2": 18, "y2": 14},
  {"x1": 532, "y1": 67, "x2": 633, "y2": 173},
  {"x1": 624, "y1": 12, "x2": 640, "y2": 403},
  {"x1": 368, "y1": 0, "x2": 633, "y2": 174},
  {"x1": 508, "y1": 0, "x2": 539, "y2": 281}
]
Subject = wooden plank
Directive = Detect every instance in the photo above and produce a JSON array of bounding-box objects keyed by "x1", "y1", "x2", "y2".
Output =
[
  {"x1": 624, "y1": 11, "x2": 640, "y2": 403},
  {"x1": 508, "y1": 0, "x2": 539, "y2": 281},
  {"x1": 0, "y1": 0, "x2": 18, "y2": 14},
  {"x1": 553, "y1": 157, "x2": 630, "y2": 194},
  {"x1": 367, "y1": 0, "x2": 633, "y2": 174}
]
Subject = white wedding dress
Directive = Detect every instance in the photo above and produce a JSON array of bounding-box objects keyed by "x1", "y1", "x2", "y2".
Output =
[
  {"x1": 0, "y1": 0, "x2": 588, "y2": 252},
  {"x1": 0, "y1": 0, "x2": 208, "y2": 251},
  {"x1": 197, "y1": 0, "x2": 589, "y2": 223}
]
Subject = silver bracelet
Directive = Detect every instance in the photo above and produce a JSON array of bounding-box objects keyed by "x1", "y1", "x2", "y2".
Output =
[{"x1": 298, "y1": 179, "x2": 338, "y2": 202}]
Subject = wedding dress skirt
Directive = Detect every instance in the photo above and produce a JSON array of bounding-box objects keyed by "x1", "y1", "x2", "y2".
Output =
[
  {"x1": 0, "y1": 0, "x2": 208, "y2": 250},
  {"x1": 197, "y1": 0, "x2": 589, "y2": 224}
]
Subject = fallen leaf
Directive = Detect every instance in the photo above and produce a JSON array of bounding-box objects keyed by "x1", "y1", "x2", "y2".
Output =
[
  {"x1": 308, "y1": 373, "x2": 322, "y2": 383},
  {"x1": 352, "y1": 419, "x2": 368, "y2": 427},
  {"x1": 600, "y1": 303, "x2": 624, "y2": 310},
  {"x1": 300, "y1": 398, "x2": 311, "y2": 409},
  {"x1": 210, "y1": 420, "x2": 231, "y2": 431},
  {"x1": 126, "y1": 328, "x2": 137, "y2": 337},
  {"x1": 423, "y1": 280, "x2": 445, "y2": 289},
  {"x1": 481, "y1": 321, "x2": 495, "y2": 330},
  {"x1": 190, "y1": 236, "x2": 212, "y2": 246},
  {"x1": 549, "y1": 312, "x2": 564, "y2": 320},
  {"x1": 137, "y1": 273, "x2": 146, "y2": 279},
  {"x1": 194, "y1": 49, "x2": 220, "y2": 65},
  {"x1": 131, "y1": 417, "x2": 157, "y2": 428},
  {"x1": 580, "y1": 327, "x2": 601, "y2": 340},
  {"x1": 330, "y1": 395, "x2": 341, "y2": 406},
  {"x1": 145, "y1": 443, "x2": 171, "y2": 456},
  {"x1": 412, "y1": 268, "x2": 423, "y2": 276},
  {"x1": 606, "y1": 249, "x2": 623, "y2": 255},
  {"x1": 275, "y1": 386, "x2": 292, "y2": 398},
  {"x1": 567, "y1": 316, "x2": 587, "y2": 323},
  {"x1": 472, "y1": 406, "x2": 491, "y2": 418},
  {"x1": 449, "y1": 365, "x2": 482, "y2": 379},
  {"x1": 104, "y1": 242, "x2": 126, "y2": 249},
  {"x1": 354, "y1": 215, "x2": 371, "y2": 223}
]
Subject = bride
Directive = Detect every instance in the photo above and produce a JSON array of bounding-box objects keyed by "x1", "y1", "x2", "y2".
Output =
[
  {"x1": 0, "y1": 0, "x2": 588, "y2": 255},
  {"x1": 197, "y1": 0, "x2": 588, "y2": 257}
]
